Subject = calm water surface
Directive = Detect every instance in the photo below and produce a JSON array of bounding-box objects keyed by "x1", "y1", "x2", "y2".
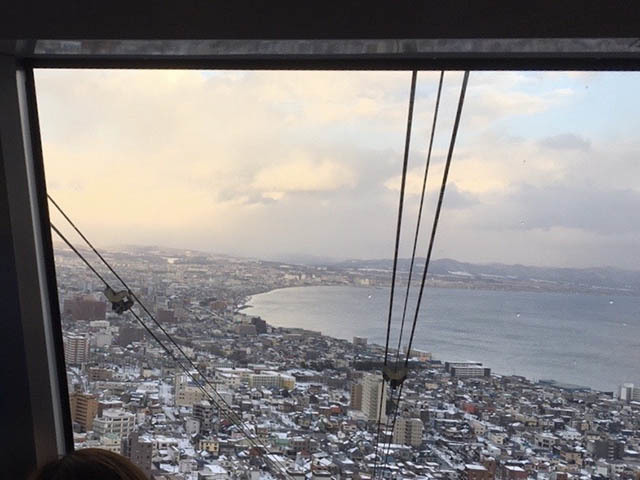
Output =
[{"x1": 246, "y1": 285, "x2": 640, "y2": 392}]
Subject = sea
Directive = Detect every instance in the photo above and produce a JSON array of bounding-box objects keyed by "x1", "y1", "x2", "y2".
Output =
[{"x1": 245, "y1": 285, "x2": 640, "y2": 392}]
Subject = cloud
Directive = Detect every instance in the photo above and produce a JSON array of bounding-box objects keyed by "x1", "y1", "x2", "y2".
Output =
[
  {"x1": 508, "y1": 184, "x2": 640, "y2": 235},
  {"x1": 383, "y1": 165, "x2": 478, "y2": 211},
  {"x1": 35, "y1": 69, "x2": 640, "y2": 268},
  {"x1": 458, "y1": 72, "x2": 574, "y2": 129},
  {"x1": 539, "y1": 133, "x2": 591, "y2": 151},
  {"x1": 252, "y1": 155, "x2": 357, "y2": 194}
]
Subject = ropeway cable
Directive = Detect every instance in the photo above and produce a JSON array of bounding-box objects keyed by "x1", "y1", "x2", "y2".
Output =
[
  {"x1": 372, "y1": 70, "x2": 417, "y2": 480},
  {"x1": 49, "y1": 198, "x2": 256, "y2": 436},
  {"x1": 377, "y1": 383, "x2": 404, "y2": 479},
  {"x1": 393, "y1": 71, "x2": 444, "y2": 368},
  {"x1": 52, "y1": 223, "x2": 292, "y2": 478},
  {"x1": 403, "y1": 71, "x2": 469, "y2": 366},
  {"x1": 51, "y1": 224, "x2": 292, "y2": 478},
  {"x1": 49, "y1": 193, "x2": 267, "y2": 449},
  {"x1": 382, "y1": 70, "x2": 417, "y2": 367},
  {"x1": 376, "y1": 71, "x2": 444, "y2": 478},
  {"x1": 50, "y1": 195, "x2": 244, "y2": 419},
  {"x1": 377, "y1": 71, "x2": 470, "y2": 479},
  {"x1": 50, "y1": 221, "x2": 293, "y2": 478}
]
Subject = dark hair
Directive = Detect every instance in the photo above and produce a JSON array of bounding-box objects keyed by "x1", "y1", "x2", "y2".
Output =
[{"x1": 31, "y1": 448, "x2": 148, "y2": 480}]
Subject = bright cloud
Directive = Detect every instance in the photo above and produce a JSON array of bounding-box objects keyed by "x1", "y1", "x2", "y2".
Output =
[
  {"x1": 35, "y1": 69, "x2": 640, "y2": 267},
  {"x1": 252, "y1": 155, "x2": 357, "y2": 194}
]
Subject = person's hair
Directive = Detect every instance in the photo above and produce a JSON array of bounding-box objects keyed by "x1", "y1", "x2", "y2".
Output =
[{"x1": 31, "y1": 448, "x2": 148, "y2": 480}]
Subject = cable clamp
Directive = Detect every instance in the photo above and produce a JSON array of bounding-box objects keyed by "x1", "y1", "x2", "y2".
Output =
[
  {"x1": 383, "y1": 365, "x2": 408, "y2": 389},
  {"x1": 103, "y1": 287, "x2": 134, "y2": 314}
]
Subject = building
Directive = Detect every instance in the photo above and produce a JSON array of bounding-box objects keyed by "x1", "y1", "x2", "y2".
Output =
[
  {"x1": 445, "y1": 361, "x2": 491, "y2": 378},
  {"x1": 534, "y1": 432, "x2": 557, "y2": 449},
  {"x1": 404, "y1": 348, "x2": 432, "y2": 362},
  {"x1": 588, "y1": 438, "x2": 626, "y2": 461},
  {"x1": 445, "y1": 361, "x2": 483, "y2": 372},
  {"x1": 503, "y1": 465, "x2": 527, "y2": 480},
  {"x1": 69, "y1": 392, "x2": 98, "y2": 432},
  {"x1": 92, "y1": 409, "x2": 136, "y2": 438},
  {"x1": 236, "y1": 323, "x2": 257, "y2": 336},
  {"x1": 64, "y1": 296, "x2": 107, "y2": 321},
  {"x1": 88, "y1": 367, "x2": 113, "y2": 382},
  {"x1": 193, "y1": 401, "x2": 216, "y2": 433},
  {"x1": 175, "y1": 383, "x2": 206, "y2": 407},
  {"x1": 216, "y1": 367, "x2": 253, "y2": 383},
  {"x1": 279, "y1": 374, "x2": 296, "y2": 390},
  {"x1": 121, "y1": 432, "x2": 152, "y2": 478},
  {"x1": 117, "y1": 326, "x2": 145, "y2": 347},
  {"x1": 199, "y1": 437, "x2": 220, "y2": 455},
  {"x1": 251, "y1": 317, "x2": 267, "y2": 334},
  {"x1": 450, "y1": 365, "x2": 491, "y2": 378},
  {"x1": 361, "y1": 373, "x2": 388, "y2": 423},
  {"x1": 393, "y1": 417, "x2": 423, "y2": 447},
  {"x1": 350, "y1": 383, "x2": 363, "y2": 410},
  {"x1": 619, "y1": 383, "x2": 640, "y2": 402},
  {"x1": 464, "y1": 464, "x2": 491, "y2": 480},
  {"x1": 93, "y1": 332, "x2": 112, "y2": 348},
  {"x1": 96, "y1": 433, "x2": 122, "y2": 454},
  {"x1": 156, "y1": 308, "x2": 176, "y2": 324},
  {"x1": 63, "y1": 334, "x2": 90, "y2": 365},
  {"x1": 353, "y1": 337, "x2": 368, "y2": 347},
  {"x1": 248, "y1": 372, "x2": 296, "y2": 390},
  {"x1": 290, "y1": 436, "x2": 310, "y2": 453},
  {"x1": 175, "y1": 374, "x2": 207, "y2": 407}
]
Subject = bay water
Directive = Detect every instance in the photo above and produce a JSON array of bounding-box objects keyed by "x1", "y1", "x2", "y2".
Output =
[{"x1": 246, "y1": 285, "x2": 640, "y2": 392}]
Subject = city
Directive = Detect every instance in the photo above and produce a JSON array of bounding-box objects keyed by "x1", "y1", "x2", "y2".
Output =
[{"x1": 56, "y1": 245, "x2": 640, "y2": 480}]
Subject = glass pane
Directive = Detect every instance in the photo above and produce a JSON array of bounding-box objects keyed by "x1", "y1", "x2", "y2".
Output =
[{"x1": 36, "y1": 69, "x2": 640, "y2": 479}]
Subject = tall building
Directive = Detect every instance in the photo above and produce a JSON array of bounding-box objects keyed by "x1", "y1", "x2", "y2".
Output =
[
  {"x1": 93, "y1": 409, "x2": 136, "y2": 438},
  {"x1": 350, "y1": 383, "x2": 363, "y2": 410},
  {"x1": 175, "y1": 383, "x2": 206, "y2": 407},
  {"x1": 175, "y1": 374, "x2": 208, "y2": 407},
  {"x1": 361, "y1": 373, "x2": 388, "y2": 423},
  {"x1": 121, "y1": 432, "x2": 152, "y2": 478},
  {"x1": 588, "y1": 438, "x2": 626, "y2": 461},
  {"x1": 619, "y1": 383, "x2": 640, "y2": 402},
  {"x1": 193, "y1": 400, "x2": 217, "y2": 433},
  {"x1": 393, "y1": 417, "x2": 423, "y2": 447},
  {"x1": 63, "y1": 334, "x2": 90, "y2": 365},
  {"x1": 69, "y1": 392, "x2": 98, "y2": 432}
]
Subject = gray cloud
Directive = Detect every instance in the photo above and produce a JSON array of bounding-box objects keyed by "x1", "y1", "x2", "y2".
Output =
[
  {"x1": 539, "y1": 133, "x2": 591, "y2": 151},
  {"x1": 511, "y1": 184, "x2": 640, "y2": 235},
  {"x1": 36, "y1": 70, "x2": 640, "y2": 268}
]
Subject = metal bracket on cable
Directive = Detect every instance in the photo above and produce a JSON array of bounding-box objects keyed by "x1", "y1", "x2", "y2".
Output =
[
  {"x1": 383, "y1": 365, "x2": 408, "y2": 390},
  {"x1": 103, "y1": 287, "x2": 135, "y2": 314}
]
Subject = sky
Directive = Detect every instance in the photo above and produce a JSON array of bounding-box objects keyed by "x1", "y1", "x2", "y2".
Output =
[{"x1": 35, "y1": 69, "x2": 640, "y2": 269}]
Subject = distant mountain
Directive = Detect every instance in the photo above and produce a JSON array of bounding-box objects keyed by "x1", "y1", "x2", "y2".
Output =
[
  {"x1": 330, "y1": 257, "x2": 640, "y2": 294},
  {"x1": 53, "y1": 239, "x2": 640, "y2": 295},
  {"x1": 266, "y1": 253, "x2": 345, "y2": 266}
]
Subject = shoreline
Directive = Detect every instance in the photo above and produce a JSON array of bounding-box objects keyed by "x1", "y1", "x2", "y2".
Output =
[
  {"x1": 240, "y1": 285, "x2": 619, "y2": 393},
  {"x1": 241, "y1": 281, "x2": 640, "y2": 310}
]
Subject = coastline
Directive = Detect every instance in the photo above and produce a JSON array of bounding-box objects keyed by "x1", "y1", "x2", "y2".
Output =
[{"x1": 238, "y1": 285, "x2": 634, "y2": 392}]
